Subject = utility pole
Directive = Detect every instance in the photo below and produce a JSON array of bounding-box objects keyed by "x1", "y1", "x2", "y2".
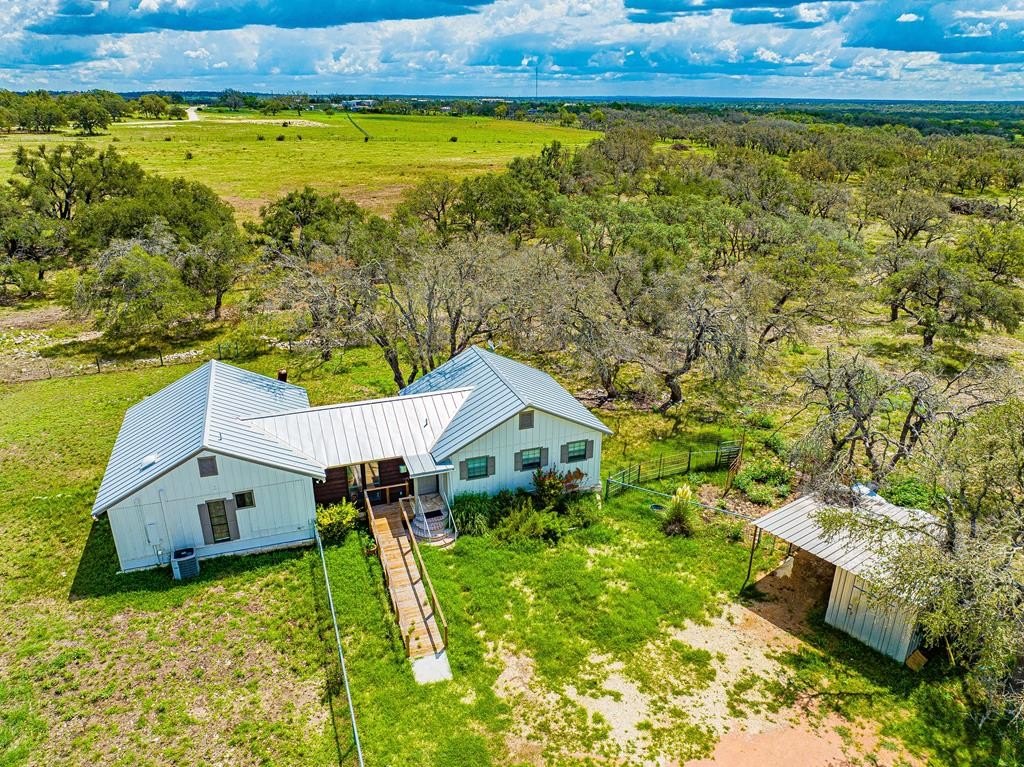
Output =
[{"x1": 535, "y1": 65, "x2": 539, "y2": 100}]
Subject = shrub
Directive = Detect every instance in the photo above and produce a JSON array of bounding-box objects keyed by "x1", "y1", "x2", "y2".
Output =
[
  {"x1": 723, "y1": 522, "x2": 745, "y2": 543},
  {"x1": 257, "y1": 134, "x2": 265, "y2": 141},
  {"x1": 881, "y1": 475, "x2": 942, "y2": 509},
  {"x1": 494, "y1": 496, "x2": 567, "y2": 544},
  {"x1": 663, "y1": 486, "x2": 700, "y2": 537},
  {"x1": 276, "y1": 134, "x2": 285, "y2": 141},
  {"x1": 532, "y1": 467, "x2": 585, "y2": 510},
  {"x1": 450, "y1": 492, "x2": 495, "y2": 536},
  {"x1": 564, "y1": 492, "x2": 601, "y2": 530},
  {"x1": 734, "y1": 458, "x2": 792, "y2": 505},
  {"x1": 163, "y1": 136, "x2": 172, "y2": 142},
  {"x1": 449, "y1": 136, "x2": 458, "y2": 142},
  {"x1": 763, "y1": 433, "x2": 787, "y2": 458},
  {"x1": 742, "y1": 410, "x2": 777, "y2": 430},
  {"x1": 317, "y1": 500, "x2": 359, "y2": 543},
  {"x1": 184, "y1": 151, "x2": 193, "y2": 160}
]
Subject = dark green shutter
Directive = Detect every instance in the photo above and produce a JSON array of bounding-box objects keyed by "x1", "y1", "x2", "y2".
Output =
[
  {"x1": 585, "y1": 440, "x2": 594, "y2": 459},
  {"x1": 540, "y1": 447, "x2": 549, "y2": 467},
  {"x1": 486, "y1": 456, "x2": 496, "y2": 476},
  {"x1": 514, "y1": 451, "x2": 523, "y2": 471},
  {"x1": 198, "y1": 503, "x2": 214, "y2": 545},
  {"x1": 459, "y1": 460, "x2": 468, "y2": 480},
  {"x1": 560, "y1": 443, "x2": 569, "y2": 463}
]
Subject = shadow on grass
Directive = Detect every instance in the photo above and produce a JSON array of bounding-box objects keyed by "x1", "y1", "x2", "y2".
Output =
[{"x1": 68, "y1": 515, "x2": 309, "y2": 603}]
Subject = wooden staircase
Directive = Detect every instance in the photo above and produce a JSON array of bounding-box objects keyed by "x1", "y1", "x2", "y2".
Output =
[{"x1": 366, "y1": 493, "x2": 448, "y2": 661}]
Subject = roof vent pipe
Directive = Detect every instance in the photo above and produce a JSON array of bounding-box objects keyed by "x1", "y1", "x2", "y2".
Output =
[{"x1": 278, "y1": 369, "x2": 288, "y2": 382}]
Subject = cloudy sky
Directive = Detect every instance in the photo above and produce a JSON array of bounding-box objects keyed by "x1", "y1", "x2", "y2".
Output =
[{"x1": 3, "y1": 1, "x2": 1024, "y2": 98}]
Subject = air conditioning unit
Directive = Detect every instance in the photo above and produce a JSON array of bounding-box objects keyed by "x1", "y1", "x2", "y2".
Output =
[{"x1": 171, "y1": 547, "x2": 199, "y2": 580}]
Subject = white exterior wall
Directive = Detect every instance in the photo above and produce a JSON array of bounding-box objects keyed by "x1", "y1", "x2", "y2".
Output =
[
  {"x1": 825, "y1": 566, "x2": 920, "y2": 663},
  {"x1": 444, "y1": 409, "x2": 603, "y2": 498},
  {"x1": 106, "y1": 450, "x2": 316, "y2": 572}
]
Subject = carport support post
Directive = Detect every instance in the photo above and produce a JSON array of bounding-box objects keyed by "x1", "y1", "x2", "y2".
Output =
[{"x1": 741, "y1": 528, "x2": 761, "y2": 592}]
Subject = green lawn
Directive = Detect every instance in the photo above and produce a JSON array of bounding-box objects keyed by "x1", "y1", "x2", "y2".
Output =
[
  {"x1": 0, "y1": 113, "x2": 596, "y2": 217},
  {"x1": 1, "y1": 341, "x2": 1019, "y2": 766}
]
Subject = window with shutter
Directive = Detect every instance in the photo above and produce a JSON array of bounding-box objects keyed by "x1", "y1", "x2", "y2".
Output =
[
  {"x1": 465, "y1": 456, "x2": 490, "y2": 480},
  {"x1": 197, "y1": 456, "x2": 218, "y2": 477},
  {"x1": 206, "y1": 499, "x2": 231, "y2": 543},
  {"x1": 565, "y1": 440, "x2": 588, "y2": 462},
  {"x1": 519, "y1": 447, "x2": 542, "y2": 471}
]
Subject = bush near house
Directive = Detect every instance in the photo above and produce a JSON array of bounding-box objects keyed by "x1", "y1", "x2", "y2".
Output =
[
  {"x1": 316, "y1": 499, "x2": 359, "y2": 543},
  {"x1": 450, "y1": 468, "x2": 600, "y2": 544}
]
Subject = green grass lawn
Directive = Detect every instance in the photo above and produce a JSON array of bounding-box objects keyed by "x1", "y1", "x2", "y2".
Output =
[
  {"x1": 1, "y1": 340, "x2": 1020, "y2": 766},
  {"x1": 0, "y1": 114, "x2": 596, "y2": 217}
]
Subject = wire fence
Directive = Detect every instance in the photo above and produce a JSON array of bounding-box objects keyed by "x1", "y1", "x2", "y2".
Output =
[
  {"x1": 604, "y1": 440, "x2": 743, "y2": 500},
  {"x1": 315, "y1": 529, "x2": 365, "y2": 767},
  {"x1": 0, "y1": 340, "x2": 280, "y2": 384}
]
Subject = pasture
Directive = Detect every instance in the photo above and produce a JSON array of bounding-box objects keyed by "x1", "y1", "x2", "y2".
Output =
[{"x1": 0, "y1": 112, "x2": 596, "y2": 217}]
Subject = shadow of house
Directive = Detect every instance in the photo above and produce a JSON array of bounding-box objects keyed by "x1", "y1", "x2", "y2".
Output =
[{"x1": 69, "y1": 515, "x2": 310, "y2": 602}]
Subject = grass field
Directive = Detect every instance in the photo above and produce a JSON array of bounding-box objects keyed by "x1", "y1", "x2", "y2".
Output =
[{"x1": 0, "y1": 112, "x2": 596, "y2": 217}]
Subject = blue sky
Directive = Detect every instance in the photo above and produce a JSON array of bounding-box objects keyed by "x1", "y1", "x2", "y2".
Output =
[{"x1": 3, "y1": 1, "x2": 1024, "y2": 98}]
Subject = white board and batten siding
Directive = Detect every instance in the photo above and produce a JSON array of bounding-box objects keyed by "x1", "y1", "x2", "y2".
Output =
[
  {"x1": 107, "y1": 450, "x2": 316, "y2": 572},
  {"x1": 445, "y1": 408, "x2": 603, "y2": 497},
  {"x1": 825, "y1": 567, "x2": 920, "y2": 663}
]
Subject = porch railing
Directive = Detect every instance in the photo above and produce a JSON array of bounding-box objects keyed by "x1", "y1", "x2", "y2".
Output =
[{"x1": 399, "y1": 501, "x2": 449, "y2": 650}]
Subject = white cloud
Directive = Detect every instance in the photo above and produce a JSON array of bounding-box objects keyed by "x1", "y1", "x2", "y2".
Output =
[{"x1": 896, "y1": 13, "x2": 921, "y2": 23}]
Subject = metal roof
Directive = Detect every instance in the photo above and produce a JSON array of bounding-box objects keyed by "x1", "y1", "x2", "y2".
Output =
[
  {"x1": 92, "y1": 361, "x2": 325, "y2": 516},
  {"x1": 400, "y1": 346, "x2": 612, "y2": 459},
  {"x1": 245, "y1": 389, "x2": 471, "y2": 477},
  {"x1": 754, "y1": 493, "x2": 934, "y2": 578}
]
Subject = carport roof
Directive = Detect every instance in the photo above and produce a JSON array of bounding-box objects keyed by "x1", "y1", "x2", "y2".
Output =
[{"x1": 754, "y1": 493, "x2": 935, "y2": 578}]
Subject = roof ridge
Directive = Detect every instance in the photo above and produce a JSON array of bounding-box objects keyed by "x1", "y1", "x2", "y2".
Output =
[
  {"x1": 471, "y1": 345, "x2": 528, "y2": 410},
  {"x1": 244, "y1": 386, "x2": 475, "y2": 421},
  {"x1": 201, "y1": 359, "x2": 217, "y2": 447}
]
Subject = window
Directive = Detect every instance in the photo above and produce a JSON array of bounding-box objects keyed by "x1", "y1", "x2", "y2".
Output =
[
  {"x1": 466, "y1": 456, "x2": 490, "y2": 480},
  {"x1": 519, "y1": 410, "x2": 534, "y2": 430},
  {"x1": 520, "y1": 447, "x2": 542, "y2": 471},
  {"x1": 197, "y1": 456, "x2": 218, "y2": 477},
  {"x1": 207, "y1": 499, "x2": 231, "y2": 543},
  {"x1": 233, "y1": 490, "x2": 255, "y2": 508},
  {"x1": 566, "y1": 440, "x2": 588, "y2": 462}
]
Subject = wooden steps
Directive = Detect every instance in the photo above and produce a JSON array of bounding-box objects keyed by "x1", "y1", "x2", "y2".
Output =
[{"x1": 369, "y1": 503, "x2": 446, "y2": 659}]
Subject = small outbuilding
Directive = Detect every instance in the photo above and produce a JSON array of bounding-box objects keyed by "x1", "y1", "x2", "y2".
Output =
[{"x1": 753, "y1": 492, "x2": 928, "y2": 663}]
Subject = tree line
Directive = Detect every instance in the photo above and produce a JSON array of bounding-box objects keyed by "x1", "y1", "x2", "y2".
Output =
[{"x1": 0, "y1": 90, "x2": 188, "y2": 135}]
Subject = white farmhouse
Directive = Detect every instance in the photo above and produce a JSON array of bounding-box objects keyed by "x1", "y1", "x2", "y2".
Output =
[{"x1": 92, "y1": 346, "x2": 611, "y2": 574}]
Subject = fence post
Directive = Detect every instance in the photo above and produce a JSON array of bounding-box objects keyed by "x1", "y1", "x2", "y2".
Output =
[
  {"x1": 715, "y1": 444, "x2": 721, "y2": 468},
  {"x1": 659, "y1": 455, "x2": 664, "y2": 480},
  {"x1": 687, "y1": 449, "x2": 691, "y2": 473},
  {"x1": 95, "y1": 357, "x2": 101, "y2": 373}
]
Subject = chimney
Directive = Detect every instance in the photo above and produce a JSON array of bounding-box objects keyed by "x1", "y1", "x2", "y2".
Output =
[{"x1": 277, "y1": 368, "x2": 288, "y2": 382}]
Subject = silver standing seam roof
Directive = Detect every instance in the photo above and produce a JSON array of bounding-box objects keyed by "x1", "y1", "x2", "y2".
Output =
[
  {"x1": 245, "y1": 389, "x2": 472, "y2": 477},
  {"x1": 754, "y1": 493, "x2": 934, "y2": 578},
  {"x1": 92, "y1": 361, "x2": 325, "y2": 516},
  {"x1": 400, "y1": 345, "x2": 612, "y2": 460}
]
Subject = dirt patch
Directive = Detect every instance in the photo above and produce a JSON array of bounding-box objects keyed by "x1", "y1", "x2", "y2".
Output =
[
  {"x1": 491, "y1": 554, "x2": 914, "y2": 767},
  {"x1": 0, "y1": 305, "x2": 67, "y2": 330},
  {"x1": 686, "y1": 712, "x2": 917, "y2": 767},
  {"x1": 205, "y1": 118, "x2": 329, "y2": 128}
]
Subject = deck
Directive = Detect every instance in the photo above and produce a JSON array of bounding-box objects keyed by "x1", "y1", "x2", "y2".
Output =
[{"x1": 367, "y1": 498, "x2": 449, "y2": 670}]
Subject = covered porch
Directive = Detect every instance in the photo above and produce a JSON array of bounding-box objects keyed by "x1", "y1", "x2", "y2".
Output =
[{"x1": 313, "y1": 456, "x2": 457, "y2": 543}]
